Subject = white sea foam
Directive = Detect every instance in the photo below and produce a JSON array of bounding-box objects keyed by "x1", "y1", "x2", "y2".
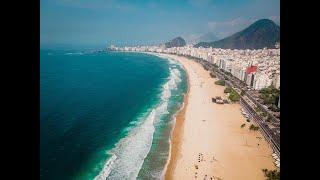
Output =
[
  {"x1": 161, "y1": 68, "x2": 181, "y2": 101},
  {"x1": 65, "y1": 52, "x2": 83, "y2": 55},
  {"x1": 167, "y1": 58, "x2": 176, "y2": 64},
  {"x1": 94, "y1": 154, "x2": 117, "y2": 180},
  {"x1": 94, "y1": 66, "x2": 182, "y2": 180}
]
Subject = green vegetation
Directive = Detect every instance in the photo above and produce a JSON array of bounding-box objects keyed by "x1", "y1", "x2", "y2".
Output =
[
  {"x1": 224, "y1": 87, "x2": 232, "y2": 93},
  {"x1": 255, "y1": 107, "x2": 265, "y2": 117},
  {"x1": 249, "y1": 124, "x2": 259, "y2": 131},
  {"x1": 241, "y1": 90, "x2": 245, "y2": 96},
  {"x1": 225, "y1": 71, "x2": 232, "y2": 76},
  {"x1": 266, "y1": 115, "x2": 274, "y2": 122},
  {"x1": 255, "y1": 107, "x2": 262, "y2": 113},
  {"x1": 261, "y1": 112, "x2": 268, "y2": 117},
  {"x1": 270, "y1": 104, "x2": 280, "y2": 112},
  {"x1": 241, "y1": 124, "x2": 246, "y2": 128},
  {"x1": 229, "y1": 89, "x2": 240, "y2": 102},
  {"x1": 262, "y1": 169, "x2": 280, "y2": 180},
  {"x1": 215, "y1": 80, "x2": 225, "y2": 86},
  {"x1": 210, "y1": 72, "x2": 216, "y2": 78},
  {"x1": 259, "y1": 85, "x2": 280, "y2": 108}
]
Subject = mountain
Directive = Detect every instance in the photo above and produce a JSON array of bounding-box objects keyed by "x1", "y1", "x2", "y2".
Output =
[
  {"x1": 165, "y1": 37, "x2": 186, "y2": 48},
  {"x1": 194, "y1": 19, "x2": 280, "y2": 49}
]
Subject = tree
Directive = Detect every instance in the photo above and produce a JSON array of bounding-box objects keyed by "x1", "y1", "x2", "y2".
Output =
[
  {"x1": 249, "y1": 124, "x2": 259, "y2": 131},
  {"x1": 241, "y1": 124, "x2": 246, "y2": 128},
  {"x1": 241, "y1": 90, "x2": 245, "y2": 96},
  {"x1": 262, "y1": 169, "x2": 280, "y2": 180},
  {"x1": 225, "y1": 71, "x2": 232, "y2": 77},
  {"x1": 229, "y1": 89, "x2": 240, "y2": 102},
  {"x1": 270, "y1": 104, "x2": 280, "y2": 112},
  {"x1": 259, "y1": 85, "x2": 280, "y2": 109},
  {"x1": 255, "y1": 107, "x2": 261, "y2": 113},
  {"x1": 261, "y1": 112, "x2": 267, "y2": 117},
  {"x1": 215, "y1": 80, "x2": 225, "y2": 86}
]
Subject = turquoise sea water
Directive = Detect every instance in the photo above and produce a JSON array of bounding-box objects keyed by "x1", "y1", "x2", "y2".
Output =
[{"x1": 40, "y1": 50, "x2": 187, "y2": 180}]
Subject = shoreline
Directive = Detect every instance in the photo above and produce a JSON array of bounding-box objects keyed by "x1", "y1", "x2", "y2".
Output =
[
  {"x1": 147, "y1": 52, "x2": 189, "y2": 180},
  {"x1": 152, "y1": 53, "x2": 275, "y2": 180},
  {"x1": 164, "y1": 77, "x2": 189, "y2": 180}
]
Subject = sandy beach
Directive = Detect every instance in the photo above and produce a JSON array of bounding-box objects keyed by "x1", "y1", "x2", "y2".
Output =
[{"x1": 152, "y1": 53, "x2": 276, "y2": 180}]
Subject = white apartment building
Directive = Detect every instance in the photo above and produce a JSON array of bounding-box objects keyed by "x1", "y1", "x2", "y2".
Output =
[
  {"x1": 220, "y1": 59, "x2": 234, "y2": 72},
  {"x1": 272, "y1": 74, "x2": 280, "y2": 89},
  {"x1": 231, "y1": 66, "x2": 247, "y2": 81},
  {"x1": 253, "y1": 72, "x2": 273, "y2": 90}
]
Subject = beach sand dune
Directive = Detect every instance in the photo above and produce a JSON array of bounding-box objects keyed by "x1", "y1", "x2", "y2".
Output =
[{"x1": 154, "y1": 54, "x2": 276, "y2": 180}]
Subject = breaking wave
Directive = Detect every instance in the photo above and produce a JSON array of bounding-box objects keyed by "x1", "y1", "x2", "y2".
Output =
[{"x1": 94, "y1": 65, "x2": 182, "y2": 180}]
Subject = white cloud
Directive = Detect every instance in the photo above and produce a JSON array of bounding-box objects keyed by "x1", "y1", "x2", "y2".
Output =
[{"x1": 207, "y1": 18, "x2": 255, "y2": 38}]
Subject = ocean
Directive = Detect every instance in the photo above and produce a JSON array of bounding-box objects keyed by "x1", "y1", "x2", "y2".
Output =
[{"x1": 40, "y1": 50, "x2": 187, "y2": 180}]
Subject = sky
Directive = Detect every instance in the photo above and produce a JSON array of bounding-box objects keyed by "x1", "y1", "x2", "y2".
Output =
[{"x1": 40, "y1": 0, "x2": 280, "y2": 49}]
